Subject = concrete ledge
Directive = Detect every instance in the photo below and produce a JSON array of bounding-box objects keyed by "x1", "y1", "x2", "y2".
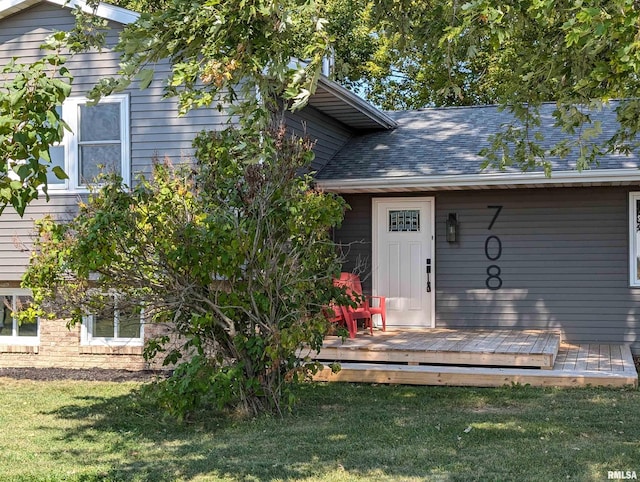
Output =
[
  {"x1": 79, "y1": 345, "x2": 144, "y2": 356},
  {"x1": 0, "y1": 345, "x2": 39, "y2": 354}
]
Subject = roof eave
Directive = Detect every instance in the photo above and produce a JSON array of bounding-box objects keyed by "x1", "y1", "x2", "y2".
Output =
[
  {"x1": 312, "y1": 76, "x2": 397, "y2": 131},
  {"x1": 316, "y1": 169, "x2": 640, "y2": 193},
  {"x1": 0, "y1": 0, "x2": 139, "y2": 24}
]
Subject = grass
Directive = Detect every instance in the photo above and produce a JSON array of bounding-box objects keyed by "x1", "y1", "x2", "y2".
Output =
[{"x1": 0, "y1": 379, "x2": 639, "y2": 481}]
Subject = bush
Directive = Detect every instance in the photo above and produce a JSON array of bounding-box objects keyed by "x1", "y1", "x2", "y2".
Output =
[{"x1": 24, "y1": 124, "x2": 348, "y2": 417}]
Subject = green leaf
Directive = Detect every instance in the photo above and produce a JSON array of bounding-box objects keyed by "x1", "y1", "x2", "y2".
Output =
[
  {"x1": 52, "y1": 166, "x2": 68, "y2": 180},
  {"x1": 9, "y1": 87, "x2": 27, "y2": 106},
  {"x1": 137, "y1": 69, "x2": 155, "y2": 89}
]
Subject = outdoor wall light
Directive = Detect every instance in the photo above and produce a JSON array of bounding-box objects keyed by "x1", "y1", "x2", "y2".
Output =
[{"x1": 446, "y1": 213, "x2": 458, "y2": 243}]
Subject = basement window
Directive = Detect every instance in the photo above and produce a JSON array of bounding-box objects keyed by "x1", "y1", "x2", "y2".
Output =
[
  {"x1": 81, "y1": 299, "x2": 144, "y2": 347},
  {"x1": 0, "y1": 289, "x2": 39, "y2": 346}
]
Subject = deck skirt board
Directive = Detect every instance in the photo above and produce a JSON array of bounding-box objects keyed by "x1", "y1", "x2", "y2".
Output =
[
  {"x1": 315, "y1": 329, "x2": 560, "y2": 369},
  {"x1": 314, "y1": 359, "x2": 638, "y2": 388},
  {"x1": 309, "y1": 329, "x2": 638, "y2": 388}
]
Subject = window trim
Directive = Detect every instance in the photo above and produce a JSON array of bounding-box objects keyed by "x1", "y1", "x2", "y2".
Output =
[
  {"x1": 50, "y1": 94, "x2": 130, "y2": 193},
  {"x1": 81, "y1": 303, "x2": 144, "y2": 347},
  {"x1": 629, "y1": 192, "x2": 640, "y2": 287},
  {"x1": 0, "y1": 288, "x2": 39, "y2": 346}
]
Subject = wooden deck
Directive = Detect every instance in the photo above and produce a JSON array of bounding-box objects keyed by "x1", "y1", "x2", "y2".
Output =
[
  {"x1": 307, "y1": 329, "x2": 638, "y2": 388},
  {"x1": 314, "y1": 329, "x2": 561, "y2": 369}
]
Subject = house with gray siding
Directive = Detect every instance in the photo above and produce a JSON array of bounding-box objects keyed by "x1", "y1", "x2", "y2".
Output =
[
  {"x1": 0, "y1": 0, "x2": 394, "y2": 370},
  {"x1": 2, "y1": 0, "x2": 640, "y2": 372}
]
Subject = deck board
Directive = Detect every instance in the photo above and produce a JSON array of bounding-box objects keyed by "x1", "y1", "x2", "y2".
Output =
[
  {"x1": 447, "y1": 331, "x2": 473, "y2": 351},
  {"x1": 621, "y1": 343, "x2": 636, "y2": 372},
  {"x1": 530, "y1": 332, "x2": 552, "y2": 354},
  {"x1": 574, "y1": 344, "x2": 590, "y2": 371},
  {"x1": 610, "y1": 345, "x2": 625, "y2": 372},
  {"x1": 485, "y1": 331, "x2": 510, "y2": 353},
  {"x1": 586, "y1": 345, "x2": 601, "y2": 371},
  {"x1": 599, "y1": 344, "x2": 612, "y2": 372},
  {"x1": 560, "y1": 344, "x2": 579, "y2": 371}
]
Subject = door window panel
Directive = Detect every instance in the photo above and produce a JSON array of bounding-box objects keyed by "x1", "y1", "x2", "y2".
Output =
[{"x1": 389, "y1": 209, "x2": 420, "y2": 232}]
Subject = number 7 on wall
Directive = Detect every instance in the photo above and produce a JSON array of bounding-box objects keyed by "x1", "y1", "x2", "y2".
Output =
[{"x1": 487, "y1": 205, "x2": 503, "y2": 230}]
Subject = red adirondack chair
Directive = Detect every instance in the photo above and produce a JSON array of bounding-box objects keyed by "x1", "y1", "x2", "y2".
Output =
[
  {"x1": 322, "y1": 303, "x2": 357, "y2": 339},
  {"x1": 333, "y1": 272, "x2": 386, "y2": 337}
]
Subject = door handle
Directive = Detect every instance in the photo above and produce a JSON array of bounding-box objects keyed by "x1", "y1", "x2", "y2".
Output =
[{"x1": 426, "y1": 258, "x2": 432, "y2": 292}]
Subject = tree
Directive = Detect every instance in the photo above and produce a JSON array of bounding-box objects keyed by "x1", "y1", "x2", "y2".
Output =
[
  {"x1": 88, "y1": 0, "x2": 333, "y2": 127},
  {"x1": 24, "y1": 125, "x2": 347, "y2": 417},
  {"x1": 327, "y1": 0, "x2": 640, "y2": 173},
  {"x1": 320, "y1": 0, "x2": 509, "y2": 109},
  {"x1": 0, "y1": 33, "x2": 72, "y2": 216}
]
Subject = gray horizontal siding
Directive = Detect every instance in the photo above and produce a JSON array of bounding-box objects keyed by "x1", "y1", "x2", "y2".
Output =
[
  {"x1": 435, "y1": 187, "x2": 640, "y2": 351},
  {"x1": 333, "y1": 194, "x2": 372, "y2": 292},
  {"x1": 0, "y1": 2, "x2": 231, "y2": 279},
  {"x1": 285, "y1": 106, "x2": 352, "y2": 172},
  {"x1": 336, "y1": 187, "x2": 640, "y2": 351},
  {"x1": 0, "y1": 195, "x2": 80, "y2": 280}
]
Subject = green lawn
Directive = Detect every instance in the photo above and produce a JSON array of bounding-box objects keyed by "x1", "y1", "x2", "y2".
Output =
[{"x1": 0, "y1": 378, "x2": 639, "y2": 481}]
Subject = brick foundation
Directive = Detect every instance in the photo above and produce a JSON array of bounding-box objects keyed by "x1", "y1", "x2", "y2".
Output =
[{"x1": 0, "y1": 318, "x2": 175, "y2": 371}]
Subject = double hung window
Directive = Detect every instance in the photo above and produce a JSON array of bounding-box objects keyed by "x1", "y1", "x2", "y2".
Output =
[{"x1": 49, "y1": 94, "x2": 130, "y2": 191}]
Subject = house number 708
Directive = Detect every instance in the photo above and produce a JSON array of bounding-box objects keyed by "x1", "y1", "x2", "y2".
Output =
[{"x1": 485, "y1": 205, "x2": 503, "y2": 290}]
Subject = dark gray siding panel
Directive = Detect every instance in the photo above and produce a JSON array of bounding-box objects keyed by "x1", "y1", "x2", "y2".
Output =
[
  {"x1": 334, "y1": 195, "x2": 372, "y2": 292},
  {"x1": 434, "y1": 188, "x2": 639, "y2": 345},
  {"x1": 285, "y1": 106, "x2": 352, "y2": 172},
  {"x1": 335, "y1": 188, "x2": 640, "y2": 351}
]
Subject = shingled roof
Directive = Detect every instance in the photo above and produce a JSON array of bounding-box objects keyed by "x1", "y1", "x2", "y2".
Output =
[{"x1": 315, "y1": 103, "x2": 640, "y2": 192}]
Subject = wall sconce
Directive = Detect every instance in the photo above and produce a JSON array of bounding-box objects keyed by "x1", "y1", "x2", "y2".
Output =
[{"x1": 446, "y1": 213, "x2": 458, "y2": 243}]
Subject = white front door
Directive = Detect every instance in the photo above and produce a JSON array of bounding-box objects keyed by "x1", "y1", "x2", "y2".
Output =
[{"x1": 372, "y1": 198, "x2": 435, "y2": 327}]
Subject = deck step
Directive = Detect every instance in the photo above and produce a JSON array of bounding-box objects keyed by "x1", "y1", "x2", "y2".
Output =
[
  {"x1": 314, "y1": 359, "x2": 638, "y2": 389},
  {"x1": 312, "y1": 329, "x2": 561, "y2": 369}
]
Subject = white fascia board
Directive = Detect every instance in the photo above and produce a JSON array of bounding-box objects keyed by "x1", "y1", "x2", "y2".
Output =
[
  {"x1": 0, "y1": 0, "x2": 139, "y2": 24},
  {"x1": 316, "y1": 169, "x2": 640, "y2": 193},
  {"x1": 0, "y1": 0, "x2": 35, "y2": 11},
  {"x1": 0, "y1": 0, "x2": 40, "y2": 19},
  {"x1": 286, "y1": 58, "x2": 396, "y2": 130},
  {"x1": 316, "y1": 76, "x2": 397, "y2": 130},
  {"x1": 47, "y1": 0, "x2": 139, "y2": 24}
]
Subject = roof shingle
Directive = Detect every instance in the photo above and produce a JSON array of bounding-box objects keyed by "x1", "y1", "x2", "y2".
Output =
[{"x1": 316, "y1": 103, "x2": 640, "y2": 181}]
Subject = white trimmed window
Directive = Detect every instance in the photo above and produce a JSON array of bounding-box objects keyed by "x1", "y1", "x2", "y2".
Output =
[
  {"x1": 82, "y1": 299, "x2": 144, "y2": 347},
  {"x1": 629, "y1": 192, "x2": 640, "y2": 287},
  {"x1": 49, "y1": 94, "x2": 130, "y2": 191},
  {"x1": 0, "y1": 289, "x2": 39, "y2": 346}
]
